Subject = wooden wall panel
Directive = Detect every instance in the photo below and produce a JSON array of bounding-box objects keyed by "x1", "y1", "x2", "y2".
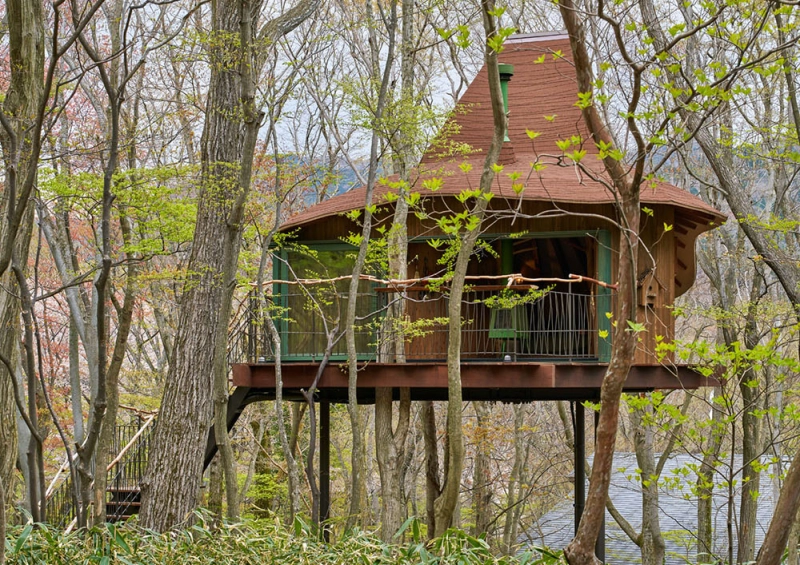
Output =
[{"x1": 289, "y1": 198, "x2": 686, "y2": 366}]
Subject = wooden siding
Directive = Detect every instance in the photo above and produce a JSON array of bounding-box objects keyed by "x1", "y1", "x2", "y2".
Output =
[{"x1": 286, "y1": 199, "x2": 707, "y2": 366}]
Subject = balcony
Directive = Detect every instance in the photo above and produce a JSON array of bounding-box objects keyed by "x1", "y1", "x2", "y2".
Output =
[{"x1": 229, "y1": 285, "x2": 612, "y2": 365}]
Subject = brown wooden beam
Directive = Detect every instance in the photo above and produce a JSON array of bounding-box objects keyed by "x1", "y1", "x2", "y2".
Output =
[{"x1": 231, "y1": 362, "x2": 714, "y2": 402}]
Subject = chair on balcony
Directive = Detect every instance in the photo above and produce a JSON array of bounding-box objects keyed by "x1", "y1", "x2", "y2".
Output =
[{"x1": 488, "y1": 304, "x2": 530, "y2": 360}]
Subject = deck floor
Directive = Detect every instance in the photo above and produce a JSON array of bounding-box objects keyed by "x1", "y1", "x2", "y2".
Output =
[{"x1": 231, "y1": 362, "x2": 712, "y2": 403}]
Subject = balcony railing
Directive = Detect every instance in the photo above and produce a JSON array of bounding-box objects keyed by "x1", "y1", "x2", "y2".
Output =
[{"x1": 229, "y1": 286, "x2": 611, "y2": 364}]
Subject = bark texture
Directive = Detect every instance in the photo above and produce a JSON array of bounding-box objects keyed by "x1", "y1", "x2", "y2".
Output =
[
  {"x1": 0, "y1": 0, "x2": 45, "y2": 507},
  {"x1": 139, "y1": 6, "x2": 245, "y2": 519},
  {"x1": 631, "y1": 404, "x2": 665, "y2": 565},
  {"x1": 421, "y1": 401, "x2": 441, "y2": 536},
  {"x1": 375, "y1": 387, "x2": 411, "y2": 541},
  {"x1": 432, "y1": 0, "x2": 506, "y2": 536},
  {"x1": 140, "y1": 0, "x2": 319, "y2": 531},
  {"x1": 471, "y1": 402, "x2": 492, "y2": 537},
  {"x1": 559, "y1": 2, "x2": 644, "y2": 562}
]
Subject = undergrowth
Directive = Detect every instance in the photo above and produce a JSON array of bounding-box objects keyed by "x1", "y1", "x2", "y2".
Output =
[{"x1": 3, "y1": 515, "x2": 564, "y2": 565}]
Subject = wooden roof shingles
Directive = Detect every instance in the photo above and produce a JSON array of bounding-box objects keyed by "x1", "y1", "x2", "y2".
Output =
[{"x1": 282, "y1": 32, "x2": 725, "y2": 231}]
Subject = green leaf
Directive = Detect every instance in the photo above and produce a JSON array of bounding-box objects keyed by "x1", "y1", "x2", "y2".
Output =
[
  {"x1": 626, "y1": 320, "x2": 647, "y2": 333},
  {"x1": 423, "y1": 177, "x2": 443, "y2": 192},
  {"x1": 14, "y1": 524, "x2": 33, "y2": 554}
]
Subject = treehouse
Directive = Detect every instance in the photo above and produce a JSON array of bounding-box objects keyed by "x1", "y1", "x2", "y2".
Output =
[
  {"x1": 44, "y1": 32, "x2": 725, "y2": 535},
  {"x1": 228, "y1": 31, "x2": 725, "y2": 403},
  {"x1": 220, "y1": 31, "x2": 728, "y2": 543}
]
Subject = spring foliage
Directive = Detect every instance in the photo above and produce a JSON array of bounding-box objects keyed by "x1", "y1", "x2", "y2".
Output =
[{"x1": 3, "y1": 517, "x2": 564, "y2": 565}]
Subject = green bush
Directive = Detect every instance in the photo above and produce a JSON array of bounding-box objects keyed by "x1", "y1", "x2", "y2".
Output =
[{"x1": 3, "y1": 515, "x2": 565, "y2": 565}]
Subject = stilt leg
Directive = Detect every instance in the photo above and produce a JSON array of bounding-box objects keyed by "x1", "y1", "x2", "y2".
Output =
[
  {"x1": 574, "y1": 400, "x2": 585, "y2": 535},
  {"x1": 320, "y1": 397, "x2": 331, "y2": 541}
]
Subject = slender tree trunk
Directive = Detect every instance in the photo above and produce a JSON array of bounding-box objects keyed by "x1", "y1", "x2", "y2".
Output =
[
  {"x1": 757, "y1": 456, "x2": 800, "y2": 565},
  {"x1": 265, "y1": 315, "x2": 301, "y2": 521},
  {"x1": 93, "y1": 233, "x2": 137, "y2": 525},
  {"x1": 786, "y1": 504, "x2": 800, "y2": 565},
  {"x1": 374, "y1": 0, "x2": 415, "y2": 539},
  {"x1": 472, "y1": 402, "x2": 492, "y2": 537},
  {"x1": 344, "y1": 0, "x2": 399, "y2": 529},
  {"x1": 208, "y1": 455, "x2": 223, "y2": 522},
  {"x1": 375, "y1": 387, "x2": 411, "y2": 541},
  {"x1": 502, "y1": 404, "x2": 526, "y2": 552},
  {"x1": 241, "y1": 418, "x2": 264, "y2": 509},
  {"x1": 0, "y1": 475, "x2": 5, "y2": 565},
  {"x1": 69, "y1": 320, "x2": 84, "y2": 444},
  {"x1": 738, "y1": 282, "x2": 763, "y2": 564},
  {"x1": 559, "y1": 3, "x2": 644, "y2": 562},
  {"x1": 631, "y1": 402, "x2": 664, "y2": 565},
  {"x1": 433, "y1": 0, "x2": 507, "y2": 536},
  {"x1": 421, "y1": 400, "x2": 441, "y2": 537}
]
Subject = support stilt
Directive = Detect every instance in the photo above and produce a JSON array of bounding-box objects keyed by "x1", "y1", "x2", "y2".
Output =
[
  {"x1": 320, "y1": 397, "x2": 331, "y2": 541},
  {"x1": 204, "y1": 386, "x2": 252, "y2": 470},
  {"x1": 574, "y1": 401, "x2": 585, "y2": 535}
]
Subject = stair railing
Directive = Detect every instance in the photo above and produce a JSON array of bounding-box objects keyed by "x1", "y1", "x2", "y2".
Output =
[{"x1": 44, "y1": 414, "x2": 156, "y2": 532}]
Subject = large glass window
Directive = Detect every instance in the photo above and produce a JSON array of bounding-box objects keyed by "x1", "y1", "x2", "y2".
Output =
[{"x1": 280, "y1": 247, "x2": 381, "y2": 360}]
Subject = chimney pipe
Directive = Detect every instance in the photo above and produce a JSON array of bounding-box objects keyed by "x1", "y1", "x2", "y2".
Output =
[{"x1": 498, "y1": 63, "x2": 514, "y2": 142}]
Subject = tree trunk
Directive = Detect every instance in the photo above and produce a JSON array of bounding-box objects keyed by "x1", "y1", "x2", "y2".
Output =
[
  {"x1": 140, "y1": 0, "x2": 319, "y2": 531},
  {"x1": 375, "y1": 387, "x2": 411, "y2": 541},
  {"x1": 738, "y1": 282, "x2": 763, "y2": 564},
  {"x1": 0, "y1": 475, "x2": 5, "y2": 565},
  {"x1": 421, "y1": 400, "x2": 441, "y2": 537},
  {"x1": 502, "y1": 404, "x2": 526, "y2": 553},
  {"x1": 558, "y1": 3, "x2": 644, "y2": 562},
  {"x1": 93, "y1": 240, "x2": 137, "y2": 525},
  {"x1": 785, "y1": 504, "x2": 800, "y2": 565},
  {"x1": 694, "y1": 383, "x2": 723, "y2": 563},
  {"x1": 344, "y1": 0, "x2": 399, "y2": 530},
  {"x1": 433, "y1": 0, "x2": 507, "y2": 537},
  {"x1": 472, "y1": 401, "x2": 492, "y2": 538},
  {"x1": 631, "y1": 402, "x2": 665, "y2": 565},
  {"x1": 374, "y1": 0, "x2": 415, "y2": 539},
  {"x1": 757, "y1": 457, "x2": 800, "y2": 565},
  {"x1": 0, "y1": 0, "x2": 45, "y2": 513},
  {"x1": 208, "y1": 455, "x2": 223, "y2": 522}
]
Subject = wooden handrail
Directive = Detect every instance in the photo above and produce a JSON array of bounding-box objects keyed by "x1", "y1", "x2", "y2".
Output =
[
  {"x1": 45, "y1": 454, "x2": 76, "y2": 498},
  {"x1": 62, "y1": 414, "x2": 156, "y2": 533},
  {"x1": 250, "y1": 272, "x2": 618, "y2": 291},
  {"x1": 106, "y1": 414, "x2": 156, "y2": 471}
]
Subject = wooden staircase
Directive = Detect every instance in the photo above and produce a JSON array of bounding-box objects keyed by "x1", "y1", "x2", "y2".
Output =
[
  {"x1": 106, "y1": 487, "x2": 142, "y2": 521},
  {"x1": 44, "y1": 388, "x2": 255, "y2": 528},
  {"x1": 44, "y1": 414, "x2": 156, "y2": 528}
]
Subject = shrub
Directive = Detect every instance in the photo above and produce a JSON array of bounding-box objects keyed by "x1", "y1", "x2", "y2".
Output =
[{"x1": 3, "y1": 515, "x2": 564, "y2": 565}]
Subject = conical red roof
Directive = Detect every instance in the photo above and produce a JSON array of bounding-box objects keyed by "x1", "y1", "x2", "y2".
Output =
[{"x1": 283, "y1": 32, "x2": 725, "y2": 230}]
